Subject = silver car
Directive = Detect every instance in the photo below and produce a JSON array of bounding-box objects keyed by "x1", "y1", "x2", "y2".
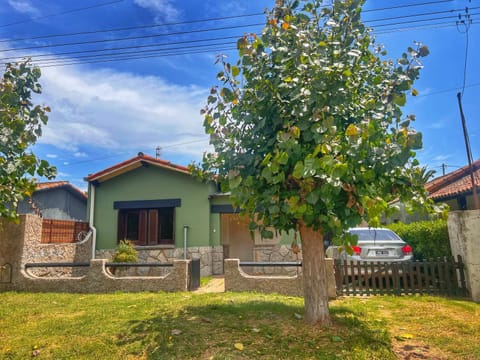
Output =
[{"x1": 326, "y1": 227, "x2": 413, "y2": 263}]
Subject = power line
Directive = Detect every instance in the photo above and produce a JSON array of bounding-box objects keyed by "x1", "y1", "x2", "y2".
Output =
[
  {"x1": 369, "y1": 11, "x2": 480, "y2": 29},
  {"x1": 15, "y1": 17, "x2": 478, "y2": 69},
  {"x1": 456, "y1": 7, "x2": 473, "y2": 96},
  {"x1": 0, "y1": 0, "x2": 124, "y2": 29},
  {"x1": 364, "y1": 6, "x2": 466, "y2": 24},
  {"x1": 2, "y1": 0, "x2": 453, "y2": 43},
  {"x1": 1, "y1": 1, "x2": 473, "y2": 68},
  {"x1": 415, "y1": 82, "x2": 480, "y2": 97},
  {"x1": 63, "y1": 139, "x2": 208, "y2": 166},
  {"x1": 35, "y1": 46, "x2": 236, "y2": 68},
  {"x1": 4, "y1": 14, "x2": 469, "y2": 64},
  {"x1": 362, "y1": 0, "x2": 454, "y2": 13},
  {"x1": 0, "y1": 35, "x2": 243, "y2": 62},
  {"x1": 0, "y1": 12, "x2": 265, "y2": 44},
  {"x1": 0, "y1": 1, "x2": 459, "y2": 53},
  {"x1": 38, "y1": 47, "x2": 237, "y2": 68},
  {"x1": 0, "y1": 22, "x2": 265, "y2": 53},
  {"x1": 2, "y1": 12, "x2": 472, "y2": 62}
]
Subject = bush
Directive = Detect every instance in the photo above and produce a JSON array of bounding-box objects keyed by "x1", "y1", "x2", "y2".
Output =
[
  {"x1": 112, "y1": 240, "x2": 138, "y2": 263},
  {"x1": 387, "y1": 219, "x2": 451, "y2": 260}
]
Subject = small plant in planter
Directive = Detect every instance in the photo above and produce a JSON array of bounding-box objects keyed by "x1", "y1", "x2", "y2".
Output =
[{"x1": 111, "y1": 240, "x2": 138, "y2": 275}]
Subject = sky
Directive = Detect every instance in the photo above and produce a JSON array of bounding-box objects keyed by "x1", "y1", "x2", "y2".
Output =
[{"x1": 0, "y1": 0, "x2": 478, "y2": 191}]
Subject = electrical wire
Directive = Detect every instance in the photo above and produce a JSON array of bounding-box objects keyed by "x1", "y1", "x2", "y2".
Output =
[
  {"x1": 62, "y1": 139, "x2": 208, "y2": 166},
  {"x1": 1, "y1": 0, "x2": 474, "y2": 69},
  {"x1": 2, "y1": 0, "x2": 453, "y2": 44},
  {"x1": 0, "y1": 35, "x2": 243, "y2": 62},
  {"x1": 0, "y1": 12, "x2": 265, "y2": 44},
  {"x1": 0, "y1": 22, "x2": 265, "y2": 53},
  {"x1": 38, "y1": 47, "x2": 237, "y2": 68},
  {"x1": 0, "y1": 0, "x2": 124, "y2": 29},
  {"x1": 363, "y1": 6, "x2": 469, "y2": 24},
  {"x1": 0, "y1": 1, "x2": 460, "y2": 54},
  {"x1": 362, "y1": 0, "x2": 454, "y2": 13}
]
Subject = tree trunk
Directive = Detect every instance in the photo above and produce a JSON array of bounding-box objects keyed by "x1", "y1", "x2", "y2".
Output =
[{"x1": 298, "y1": 220, "x2": 331, "y2": 325}]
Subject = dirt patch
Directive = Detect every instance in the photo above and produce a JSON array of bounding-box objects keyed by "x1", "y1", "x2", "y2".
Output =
[
  {"x1": 392, "y1": 341, "x2": 448, "y2": 359},
  {"x1": 194, "y1": 277, "x2": 225, "y2": 294}
]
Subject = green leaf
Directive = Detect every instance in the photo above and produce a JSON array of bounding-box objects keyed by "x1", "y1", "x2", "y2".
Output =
[
  {"x1": 277, "y1": 151, "x2": 289, "y2": 165},
  {"x1": 229, "y1": 175, "x2": 242, "y2": 189},
  {"x1": 293, "y1": 162, "x2": 304, "y2": 179},
  {"x1": 220, "y1": 87, "x2": 234, "y2": 102},
  {"x1": 393, "y1": 93, "x2": 406, "y2": 106},
  {"x1": 231, "y1": 66, "x2": 240, "y2": 77}
]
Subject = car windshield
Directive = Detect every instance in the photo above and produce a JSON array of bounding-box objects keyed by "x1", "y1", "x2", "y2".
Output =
[{"x1": 349, "y1": 229, "x2": 401, "y2": 241}]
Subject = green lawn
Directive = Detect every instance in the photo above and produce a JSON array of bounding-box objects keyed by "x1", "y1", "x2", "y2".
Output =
[{"x1": 0, "y1": 291, "x2": 478, "y2": 359}]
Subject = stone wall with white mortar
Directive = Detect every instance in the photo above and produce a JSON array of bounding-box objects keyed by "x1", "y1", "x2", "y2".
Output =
[
  {"x1": 224, "y1": 258, "x2": 336, "y2": 299},
  {"x1": 96, "y1": 246, "x2": 224, "y2": 277},
  {"x1": 0, "y1": 215, "x2": 192, "y2": 293}
]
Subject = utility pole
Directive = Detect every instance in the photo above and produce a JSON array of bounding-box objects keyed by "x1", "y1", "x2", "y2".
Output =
[
  {"x1": 442, "y1": 163, "x2": 446, "y2": 176},
  {"x1": 155, "y1": 146, "x2": 161, "y2": 159},
  {"x1": 457, "y1": 92, "x2": 479, "y2": 209}
]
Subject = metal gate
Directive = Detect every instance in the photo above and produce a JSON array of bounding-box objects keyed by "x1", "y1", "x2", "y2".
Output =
[{"x1": 334, "y1": 256, "x2": 468, "y2": 297}]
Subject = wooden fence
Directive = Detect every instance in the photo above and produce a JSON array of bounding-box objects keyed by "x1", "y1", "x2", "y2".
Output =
[
  {"x1": 41, "y1": 219, "x2": 89, "y2": 244},
  {"x1": 334, "y1": 256, "x2": 468, "y2": 298}
]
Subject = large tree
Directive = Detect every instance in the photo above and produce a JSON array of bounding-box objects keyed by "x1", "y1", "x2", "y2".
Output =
[
  {"x1": 199, "y1": 0, "x2": 436, "y2": 325},
  {"x1": 0, "y1": 60, "x2": 56, "y2": 221}
]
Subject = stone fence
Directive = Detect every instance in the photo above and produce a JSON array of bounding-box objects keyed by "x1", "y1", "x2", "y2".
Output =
[
  {"x1": 0, "y1": 215, "x2": 190, "y2": 293},
  {"x1": 224, "y1": 258, "x2": 337, "y2": 299},
  {"x1": 448, "y1": 210, "x2": 480, "y2": 302},
  {"x1": 17, "y1": 259, "x2": 190, "y2": 293}
]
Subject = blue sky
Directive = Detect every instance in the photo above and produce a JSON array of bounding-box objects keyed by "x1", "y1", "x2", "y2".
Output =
[{"x1": 0, "y1": 0, "x2": 478, "y2": 191}]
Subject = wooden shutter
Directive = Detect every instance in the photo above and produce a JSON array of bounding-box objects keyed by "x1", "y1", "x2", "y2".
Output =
[
  {"x1": 117, "y1": 211, "x2": 126, "y2": 242},
  {"x1": 138, "y1": 210, "x2": 148, "y2": 245},
  {"x1": 148, "y1": 209, "x2": 159, "y2": 245}
]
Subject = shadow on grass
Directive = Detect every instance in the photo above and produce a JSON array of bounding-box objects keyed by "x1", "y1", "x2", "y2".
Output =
[{"x1": 116, "y1": 296, "x2": 394, "y2": 359}]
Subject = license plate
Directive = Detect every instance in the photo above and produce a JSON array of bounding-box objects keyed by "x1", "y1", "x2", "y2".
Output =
[{"x1": 375, "y1": 250, "x2": 389, "y2": 256}]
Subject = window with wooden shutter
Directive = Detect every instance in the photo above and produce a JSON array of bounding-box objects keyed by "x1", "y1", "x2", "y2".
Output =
[{"x1": 117, "y1": 207, "x2": 175, "y2": 246}]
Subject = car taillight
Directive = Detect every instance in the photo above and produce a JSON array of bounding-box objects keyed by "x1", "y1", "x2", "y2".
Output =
[
  {"x1": 351, "y1": 245, "x2": 361, "y2": 255},
  {"x1": 402, "y1": 244, "x2": 412, "y2": 255}
]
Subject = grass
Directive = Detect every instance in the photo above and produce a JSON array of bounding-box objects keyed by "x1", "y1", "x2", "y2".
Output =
[
  {"x1": 0, "y1": 292, "x2": 478, "y2": 359},
  {"x1": 200, "y1": 276, "x2": 213, "y2": 287}
]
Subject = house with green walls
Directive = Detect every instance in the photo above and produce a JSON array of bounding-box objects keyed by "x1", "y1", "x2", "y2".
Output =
[{"x1": 85, "y1": 153, "x2": 298, "y2": 276}]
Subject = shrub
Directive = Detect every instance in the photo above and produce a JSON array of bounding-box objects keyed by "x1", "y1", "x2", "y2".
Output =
[
  {"x1": 387, "y1": 219, "x2": 451, "y2": 260},
  {"x1": 112, "y1": 240, "x2": 138, "y2": 263}
]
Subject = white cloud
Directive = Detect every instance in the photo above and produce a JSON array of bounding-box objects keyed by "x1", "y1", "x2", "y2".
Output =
[
  {"x1": 46, "y1": 153, "x2": 58, "y2": 158},
  {"x1": 36, "y1": 64, "x2": 210, "y2": 159},
  {"x1": 74, "y1": 152, "x2": 88, "y2": 158},
  {"x1": 133, "y1": 0, "x2": 181, "y2": 22},
  {"x1": 433, "y1": 155, "x2": 451, "y2": 162},
  {"x1": 7, "y1": 0, "x2": 40, "y2": 17}
]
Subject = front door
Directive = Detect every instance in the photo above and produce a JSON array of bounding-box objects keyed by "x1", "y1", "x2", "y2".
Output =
[{"x1": 220, "y1": 214, "x2": 254, "y2": 261}]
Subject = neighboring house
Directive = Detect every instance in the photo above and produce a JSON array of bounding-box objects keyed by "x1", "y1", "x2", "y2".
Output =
[
  {"x1": 425, "y1": 159, "x2": 480, "y2": 210},
  {"x1": 17, "y1": 181, "x2": 88, "y2": 221},
  {"x1": 85, "y1": 153, "x2": 296, "y2": 276}
]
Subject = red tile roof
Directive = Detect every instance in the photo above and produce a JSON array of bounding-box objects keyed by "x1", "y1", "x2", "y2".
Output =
[
  {"x1": 35, "y1": 181, "x2": 87, "y2": 200},
  {"x1": 425, "y1": 159, "x2": 480, "y2": 200},
  {"x1": 85, "y1": 153, "x2": 191, "y2": 183}
]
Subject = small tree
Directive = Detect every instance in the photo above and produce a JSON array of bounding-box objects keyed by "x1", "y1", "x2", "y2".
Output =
[
  {"x1": 199, "y1": 0, "x2": 437, "y2": 325},
  {"x1": 0, "y1": 60, "x2": 56, "y2": 221}
]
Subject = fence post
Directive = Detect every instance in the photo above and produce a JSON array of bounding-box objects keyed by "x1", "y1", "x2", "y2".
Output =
[{"x1": 189, "y1": 258, "x2": 200, "y2": 291}]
